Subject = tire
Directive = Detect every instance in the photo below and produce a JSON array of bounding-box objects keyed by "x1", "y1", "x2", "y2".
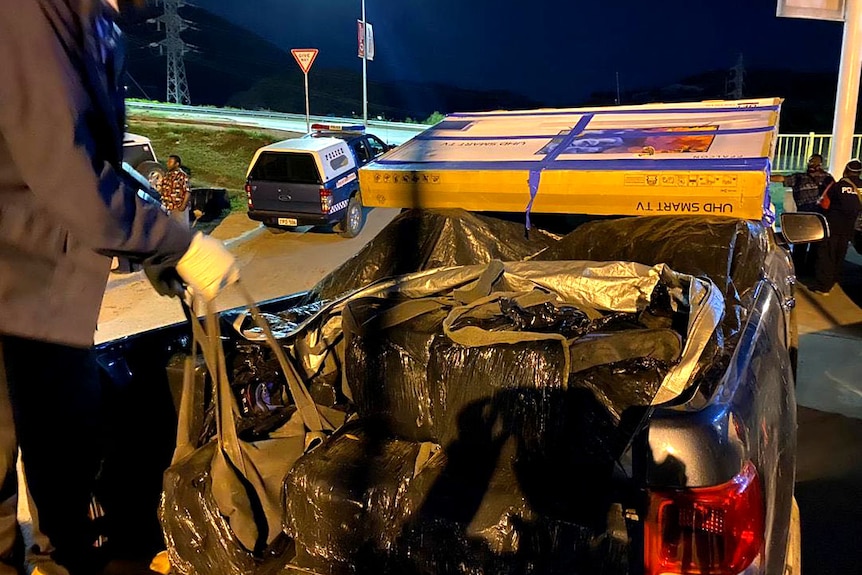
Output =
[
  {"x1": 136, "y1": 161, "x2": 165, "y2": 191},
  {"x1": 784, "y1": 497, "x2": 801, "y2": 575},
  {"x1": 338, "y1": 195, "x2": 365, "y2": 238}
]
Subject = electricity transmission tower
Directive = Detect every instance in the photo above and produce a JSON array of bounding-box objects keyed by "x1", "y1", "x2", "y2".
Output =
[
  {"x1": 726, "y1": 54, "x2": 745, "y2": 100},
  {"x1": 154, "y1": 0, "x2": 191, "y2": 104}
]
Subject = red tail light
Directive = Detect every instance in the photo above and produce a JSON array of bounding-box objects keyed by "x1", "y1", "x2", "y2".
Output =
[
  {"x1": 320, "y1": 188, "x2": 332, "y2": 214},
  {"x1": 245, "y1": 183, "x2": 253, "y2": 208},
  {"x1": 645, "y1": 462, "x2": 764, "y2": 575}
]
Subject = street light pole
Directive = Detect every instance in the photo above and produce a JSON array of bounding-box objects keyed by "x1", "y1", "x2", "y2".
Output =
[
  {"x1": 362, "y1": 0, "x2": 368, "y2": 126},
  {"x1": 830, "y1": 0, "x2": 862, "y2": 175}
]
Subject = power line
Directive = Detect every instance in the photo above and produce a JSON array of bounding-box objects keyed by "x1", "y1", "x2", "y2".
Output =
[{"x1": 126, "y1": 73, "x2": 152, "y2": 100}]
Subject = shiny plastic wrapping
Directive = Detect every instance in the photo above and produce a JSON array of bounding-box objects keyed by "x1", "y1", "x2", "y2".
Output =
[
  {"x1": 396, "y1": 439, "x2": 622, "y2": 575},
  {"x1": 161, "y1": 216, "x2": 742, "y2": 575},
  {"x1": 279, "y1": 260, "x2": 723, "y2": 574},
  {"x1": 538, "y1": 215, "x2": 768, "y2": 338},
  {"x1": 284, "y1": 422, "x2": 436, "y2": 573},
  {"x1": 336, "y1": 260, "x2": 722, "y2": 406},
  {"x1": 285, "y1": 423, "x2": 629, "y2": 574},
  {"x1": 343, "y1": 300, "x2": 449, "y2": 442},
  {"x1": 159, "y1": 444, "x2": 267, "y2": 575},
  {"x1": 341, "y1": 279, "x2": 678, "y2": 452},
  {"x1": 307, "y1": 209, "x2": 558, "y2": 301}
]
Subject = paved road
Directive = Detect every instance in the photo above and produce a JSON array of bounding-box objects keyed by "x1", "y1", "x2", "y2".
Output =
[{"x1": 96, "y1": 208, "x2": 401, "y2": 343}]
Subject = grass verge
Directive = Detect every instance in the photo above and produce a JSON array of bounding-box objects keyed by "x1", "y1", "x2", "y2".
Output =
[{"x1": 126, "y1": 118, "x2": 279, "y2": 211}]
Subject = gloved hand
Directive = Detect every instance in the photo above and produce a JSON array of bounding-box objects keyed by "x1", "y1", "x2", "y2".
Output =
[{"x1": 175, "y1": 233, "x2": 240, "y2": 301}]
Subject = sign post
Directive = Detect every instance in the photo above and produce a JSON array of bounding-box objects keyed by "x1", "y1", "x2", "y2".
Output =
[
  {"x1": 831, "y1": 0, "x2": 862, "y2": 175},
  {"x1": 291, "y1": 48, "x2": 319, "y2": 133},
  {"x1": 778, "y1": 0, "x2": 859, "y2": 175}
]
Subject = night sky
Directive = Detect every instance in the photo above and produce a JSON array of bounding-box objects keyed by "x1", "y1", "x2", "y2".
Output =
[{"x1": 195, "y1": 0, "x2": 842, "y2": 103}]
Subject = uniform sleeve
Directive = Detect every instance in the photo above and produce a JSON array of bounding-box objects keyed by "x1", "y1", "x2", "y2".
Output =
[
  {"x1": 0, "y1": 1, "x2": 191, "y2": 266},
  {"x1": 820, "y1": 181, "x2": 835, "y2": 210}
]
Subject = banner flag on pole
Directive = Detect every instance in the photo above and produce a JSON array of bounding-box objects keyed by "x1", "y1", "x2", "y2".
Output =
[
  {"x1": 366, "y1": 23, "x2": 375, "y2": 61},
  {"x1": 358, "y1": 20, "x2": 375, "y2": 61}
]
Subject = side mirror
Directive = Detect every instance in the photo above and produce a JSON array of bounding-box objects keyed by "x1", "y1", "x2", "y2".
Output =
[{"x1": 780, "y1": 212, "x2": 830, "y2": 244}]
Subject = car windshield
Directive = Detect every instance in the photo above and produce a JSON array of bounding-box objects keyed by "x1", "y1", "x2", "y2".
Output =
[{"x1": 249, "y1": 152, "x2": 321, "y2": 184}]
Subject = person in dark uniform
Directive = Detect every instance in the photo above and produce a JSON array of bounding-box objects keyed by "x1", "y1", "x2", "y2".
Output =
[
  {"x1": 0, "y1": 1, "x2": 239, "y2": 574},
  {"x1": 771, "y1": 154, "x2": 834, "y2": 274},
  {"x1": 810, "y1": 159, "x2": 862, "y2": 295}
]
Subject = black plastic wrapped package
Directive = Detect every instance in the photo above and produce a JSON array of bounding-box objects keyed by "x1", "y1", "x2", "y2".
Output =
[
  {"x1": 397, "y1": 439, "x2": 620, "y2": 575},
  {"x1": 308, "y1": 209, "x2": 557, "y2": 301},
  {"x1": 430, "y1": 342, "x2": 670, "y2": 461},
  {"x1": 161, "y1": 257, "x2": 723, "y2": 575},
  {"x1": 284, "y1": 423, "x2": 624, "y2": 575},
  {"x1": 284, "y1": 422, "x2": 438, "y2": 574},
  {"x1": 160, "y1": 444, "x2": 292, "y2": 575},
  {"x1": 343, "y1": 288, "x2": 682, "y2": 448},
  {"x1": 343, "y1": 298, "x2": 451, "y2": 442},
  {"x1": 291, "y1": 284, "x2": 680, "y2": 574}
]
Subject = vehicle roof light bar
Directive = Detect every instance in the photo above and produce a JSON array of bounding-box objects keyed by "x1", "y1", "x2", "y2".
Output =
[{"x1": 311, "y1": 123, "x2": 366, "y2": 133}]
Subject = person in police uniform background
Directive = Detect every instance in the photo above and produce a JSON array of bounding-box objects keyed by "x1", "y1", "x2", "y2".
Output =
[
  {"x1": 771, "y1": 154, "x2": 834, "y2": 274},
  {"x1": 810, "y1": 159, "x2": 862, "y2": 295},
  {"x1": 0, "y1": 1, "x2": 239, "y2": 574}
]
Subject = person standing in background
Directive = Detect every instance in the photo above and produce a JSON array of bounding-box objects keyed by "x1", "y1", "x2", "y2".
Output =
[
  {"x1": 771, "y1": 154, "x2": 834, "y2": 274},
  {"x1": 810, "y1": 159, "x2": 862, "y2": 295},
  {"x1": 159, "y1": 155, "x2": 191, "y2": 227}
]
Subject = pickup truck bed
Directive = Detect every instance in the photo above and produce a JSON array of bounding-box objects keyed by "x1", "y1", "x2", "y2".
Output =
[{"x1": 93, "y1": 210, "x2": 796, "y2": 575}]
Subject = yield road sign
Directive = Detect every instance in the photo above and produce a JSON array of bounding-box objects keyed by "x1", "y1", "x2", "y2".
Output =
[{"x1": 291, "y1": 49, "x2": 319, "y2": 74}]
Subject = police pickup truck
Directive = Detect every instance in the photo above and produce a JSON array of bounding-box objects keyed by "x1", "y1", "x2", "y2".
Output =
[{"x1": 245, "y1": 124, "x2": 391, "y2": 238}]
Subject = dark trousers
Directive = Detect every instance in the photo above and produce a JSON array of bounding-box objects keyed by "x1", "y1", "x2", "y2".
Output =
[
  {"x1": 0, "y1": 337, "x2": 104, "y2": 575},
  {"x1": 791, "y1": 242, "x2": 814, "y2": 276},
  {"x1": 813, "y1": 228, "x2": 854, "y2": 292}
]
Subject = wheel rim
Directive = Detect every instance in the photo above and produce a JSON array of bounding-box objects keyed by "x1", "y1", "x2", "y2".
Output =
[{"x1": 349, "y1": 203, "x2": 361, "y2": 231}]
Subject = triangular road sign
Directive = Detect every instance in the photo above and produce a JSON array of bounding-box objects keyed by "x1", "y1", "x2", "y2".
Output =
[{"x1": 291, "y1": 49, "x2": 319, "y2": 74}]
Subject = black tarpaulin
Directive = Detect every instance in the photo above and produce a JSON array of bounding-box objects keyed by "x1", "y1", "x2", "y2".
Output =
[
  {"x1": 160, "y1": 213, "x2": 753, "y2": 575},
  {"x1": 280, "y1": 259, "x2": 723, "y2": 574},
  {"x1": 536, "y1": 215, "x2": 768, "y2": 336},
  {"x1": 307, "y1": 209, "x2": 558, "y2": 302}
]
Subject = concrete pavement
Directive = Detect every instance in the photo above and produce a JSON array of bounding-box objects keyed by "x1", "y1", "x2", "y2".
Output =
[
  {"x1": 792, "y1": 247, "x2": 862, "y2": 574},
  {"x1": 96, "y1": 208, "x2": 401, "y2": 344},
  {"x1": 105, "y1": 212, "x2": 263, "y2": 289},
  {"x1": 794, "y1": 248, "x2": 862, "y2": 420},
  {"x1": 208, "y1": 211, "x2": 264, "y2": 245}
]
